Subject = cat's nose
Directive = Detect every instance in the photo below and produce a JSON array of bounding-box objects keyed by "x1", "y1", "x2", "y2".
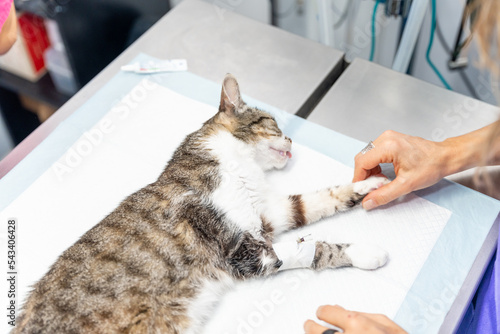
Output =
[{"x1": 285, "y1": 136, "x2": 292, "y2": 143}]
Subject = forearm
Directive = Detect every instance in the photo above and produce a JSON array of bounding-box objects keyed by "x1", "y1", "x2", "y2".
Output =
[{"x1": 441, "y1": 120, "x2": 500, "y2": 175}]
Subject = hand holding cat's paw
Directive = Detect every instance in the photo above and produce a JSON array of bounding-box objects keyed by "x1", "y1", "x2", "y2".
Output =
[
  {"x1": 345, "y1": 244, "x2": 389, "y2": 270},
  {"x1": 352, "y1": 176, "x2": 389, "y2": 196}
]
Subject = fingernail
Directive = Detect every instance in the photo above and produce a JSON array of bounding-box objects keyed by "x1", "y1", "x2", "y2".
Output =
[{"x1": 363, "y1": 199, "x2": 377, "y2": 211}]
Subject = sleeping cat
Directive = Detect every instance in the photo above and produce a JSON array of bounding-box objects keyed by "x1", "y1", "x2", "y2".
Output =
[{"x1": 14, "y1": 74, "x2": 388, "y2": 334}]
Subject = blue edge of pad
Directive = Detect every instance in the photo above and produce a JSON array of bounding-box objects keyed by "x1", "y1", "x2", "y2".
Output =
[{"x1": 1, "y1": 54, "x2": 499, "y2": 333}]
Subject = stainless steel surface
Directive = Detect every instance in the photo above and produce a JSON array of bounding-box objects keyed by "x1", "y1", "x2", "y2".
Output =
[
  {"x1": 133, "y1": 0, "x2": 344, "y2": 116},
  {"x1": 308, "y1": 58, "x2": 500, "y2": 142},
  {"x1": 0, "y1": 0, "x2": 344, "y2": 178}
]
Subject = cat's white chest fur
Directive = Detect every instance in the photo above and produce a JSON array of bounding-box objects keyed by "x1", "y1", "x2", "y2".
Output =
[{"x1": 205, "y1": 131, "x2": 267, "y2": 237}]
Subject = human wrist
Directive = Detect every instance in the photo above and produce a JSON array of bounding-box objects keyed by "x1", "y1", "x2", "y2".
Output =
[{"x1": 440, "y1": 135, "x2": 481, "y2": 176}]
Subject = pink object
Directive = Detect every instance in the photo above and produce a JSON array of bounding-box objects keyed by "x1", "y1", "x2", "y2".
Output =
[{"x1": 0, "y1": 0, "x2": 13, "y2": 31}]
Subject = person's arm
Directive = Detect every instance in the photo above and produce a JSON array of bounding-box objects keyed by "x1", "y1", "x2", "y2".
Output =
[
  {"x1": 0, "y1": 3, "x2": 17, "y2": 55},
  {"x1": 353, "y1": 120, "x2": 500, "y2": 210},
  {"x1": 304, "y1": 305, "x2": 406, "y2": 334},
  {"x1": 442, "y1": 120, "x2": 500, "y2": 172}
]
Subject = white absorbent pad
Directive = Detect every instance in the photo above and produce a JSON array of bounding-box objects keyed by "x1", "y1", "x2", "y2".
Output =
[{"x1": 0, "y1": 81, "x2": 456, "y2": 334}]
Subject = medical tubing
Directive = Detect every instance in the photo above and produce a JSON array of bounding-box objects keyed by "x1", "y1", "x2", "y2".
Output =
[
  {"x1": 426, "y1": 0, "x2": 452, "y2": 90},
  {"x1": 369, "y1": 0, "x2": 381, "y2": 62}
]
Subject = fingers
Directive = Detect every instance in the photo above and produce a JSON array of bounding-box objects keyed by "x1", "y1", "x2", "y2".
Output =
[
  {"x1": 353, "y1": 136, "x2": 393, "y2": 183},
  {"x1": 312, "y1": 305, "x2": 374, "y2": 333},
  {"x1": 352, "y1": 164, "x2": 382, "y2": 183},
  {"x1": 353, "y1": 130, "x2": 407, "y2": 183},
  {"x1": 362, "y1": 176, "x2": 413, "y2": 210},
  {"x1": 353, "y1": 149, "x2": 385, "y2": 183},
  {"x1": 304, "y1": 305, "x2": 346, "y2": 333},
  {"x1": 306, "y1": 305, "x2": 407, "y2": 334},
  {"x1": 303, "y1": 319, "x2": 330, "y2": 334},
  {"x1": 316, "y1": 305, "x2": 353, "y2": 328}
]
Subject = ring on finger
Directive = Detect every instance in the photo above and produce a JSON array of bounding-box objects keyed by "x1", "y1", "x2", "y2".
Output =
[{"x1": 360, "y1": 141, "x2": 375, "y2": 155}]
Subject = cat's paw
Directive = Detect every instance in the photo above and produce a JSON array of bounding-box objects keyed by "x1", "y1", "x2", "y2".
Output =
[
  {"x1": 352, "y1": 176, "x2": 389, "y2": 196},
  {"x1": 345, "y1": 244, "x2": 388, "y2": 270},
  {"x1": 261, "y1": 250, "x2": 283, "y2": 275}
]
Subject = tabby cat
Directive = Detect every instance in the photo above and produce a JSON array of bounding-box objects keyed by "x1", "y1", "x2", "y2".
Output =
[{"x1": 14, "y1": 74, "x2": 388, "y2": 334}]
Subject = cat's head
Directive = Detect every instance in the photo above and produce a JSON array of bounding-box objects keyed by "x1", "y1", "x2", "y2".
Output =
[{"x1": 214, "y1": 74, "x2": 292, "y2": 171}]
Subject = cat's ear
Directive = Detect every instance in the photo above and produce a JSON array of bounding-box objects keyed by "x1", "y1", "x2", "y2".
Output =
[{"x1": 219, "y1": 74, "x2": 242, "y2": 116}]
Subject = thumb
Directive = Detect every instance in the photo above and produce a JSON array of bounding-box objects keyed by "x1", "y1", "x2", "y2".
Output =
[{"x1": 362, "y1": 176, "x2": 411, "y2": 210}]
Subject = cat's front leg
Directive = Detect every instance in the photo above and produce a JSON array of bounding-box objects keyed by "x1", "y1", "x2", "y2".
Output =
[
  {"x1": 311, "y1": 241, "x2": 388, "y2": 270},
  {"x1": 227, "y1": 232, "x2": 283, "y2": 279},
  {"x1": 293, "y1": 176, "x2": 390, "y2": 227},
  {"x1": 264, "y1": 176, "x2": 389, "y2": 235},
  {"x1": 273, "y1": 240, "x2": 388, "y2": 271}
]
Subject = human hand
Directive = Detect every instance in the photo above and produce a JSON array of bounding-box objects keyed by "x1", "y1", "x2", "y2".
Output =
[
  {"x1": 353, "y1": 130, "x2": 450, "y2": 210},
  {"x1": 304, "y1": 305, "x2": 407, "y2": 334}
]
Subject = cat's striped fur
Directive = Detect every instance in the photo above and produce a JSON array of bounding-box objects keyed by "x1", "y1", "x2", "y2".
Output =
[{"x1": 13, "y1": 74, "x2": 388, "y2": 334}]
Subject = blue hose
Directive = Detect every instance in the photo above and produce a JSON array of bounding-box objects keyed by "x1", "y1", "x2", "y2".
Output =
[
  {"x1": 426, "y1": 0, "x2": 452, "y2": 90},
  {"x1": 370, "y1": 0, "x2": 381, "y2": 61}
]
